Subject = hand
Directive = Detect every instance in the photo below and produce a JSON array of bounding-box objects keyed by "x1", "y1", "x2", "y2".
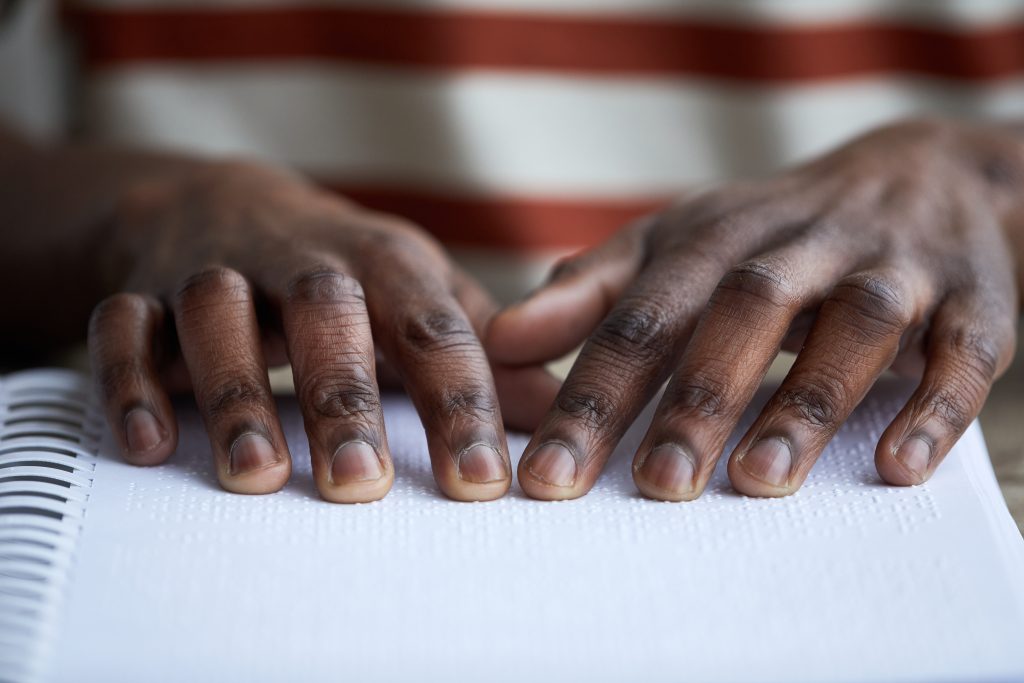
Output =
[
  {"x1": 87, "y1": 160, "x2": 559, "y2": 502},
  {"x1": 488, "y1": 119, "x2": 1023, "y2": 502}
]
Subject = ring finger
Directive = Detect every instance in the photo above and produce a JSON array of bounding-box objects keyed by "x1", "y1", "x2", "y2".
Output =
[
  {"x1": 727, "y1": 266, "x2": 930, "y2": 497},
  {"x1": 632, "y1": 238, "x2": 860, "y2": 501}
]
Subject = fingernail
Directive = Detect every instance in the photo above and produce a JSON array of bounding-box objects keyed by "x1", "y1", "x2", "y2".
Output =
[
  {"x1": 123, "y1": 408, "x2": 163, "y2": 453},
  {"x1": 638, "y1": 445, "x2": 696, "y2": 493},
  {"x1": 524, "y1": 442, "x2": 577, "y2": 487},
  {"x1": 738, "y1": 437, "x2": 792, "y2": 487},
  {"x1": 456, "y1": 443, "x2": 507, "y2": 484},
  {"x1": 896, "y1": 435, "x2": 932, "y2": 481},
  {"x1": 229, "y1": 433, "x2": 280, "y2": 475},
  {"x1": 330, "y1": 441, "x2": 383, "y2": 485}
]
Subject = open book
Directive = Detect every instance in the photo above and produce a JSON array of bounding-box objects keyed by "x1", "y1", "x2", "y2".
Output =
[{"x1": 2, "y1": 368, "x2": 1023, "y2": 683}]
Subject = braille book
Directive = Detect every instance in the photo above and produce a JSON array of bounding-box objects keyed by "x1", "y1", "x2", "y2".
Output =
[{"x1": 3, "y1": 368, "x2": 1023, "y2": 683}]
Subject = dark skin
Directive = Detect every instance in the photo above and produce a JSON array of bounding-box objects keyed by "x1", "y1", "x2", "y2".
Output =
[
  {"x1": 0, "y1": 126, "x2": 560, "y2": 503},
  {"x1": 2, "y1": 118, "x2": 1023, "y2": 503},
  {"x1": 491, "y1": 119, "x2": 1024, "y2": 500}
]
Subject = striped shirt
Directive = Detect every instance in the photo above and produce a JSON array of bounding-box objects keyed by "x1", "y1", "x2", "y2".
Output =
[{"x1": 41, "y1": 1, "x2": 1024, "y2": 297}]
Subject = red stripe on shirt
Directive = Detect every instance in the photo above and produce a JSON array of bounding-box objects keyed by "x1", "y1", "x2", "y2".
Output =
[
  {"x1": 66, "y1": 6, "x2": 1024, "y2": 82},
  {"x1": 324, "y1": 184, "x2": 666, "y2": 251}
]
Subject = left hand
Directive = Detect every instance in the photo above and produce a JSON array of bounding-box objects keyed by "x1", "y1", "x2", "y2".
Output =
[{"x1": 487, "y1": 118, "x2": 1023, "y2": 501}]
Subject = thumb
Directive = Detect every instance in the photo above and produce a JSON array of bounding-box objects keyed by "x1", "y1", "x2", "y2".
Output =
[{"x1": 485, "y1": 219, "x2": 650, "y2": 366}]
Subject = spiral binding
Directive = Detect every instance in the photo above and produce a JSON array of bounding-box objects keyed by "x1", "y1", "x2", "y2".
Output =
[{"x1": 0, "y1": 370, "x2": 101, "y2": 683}]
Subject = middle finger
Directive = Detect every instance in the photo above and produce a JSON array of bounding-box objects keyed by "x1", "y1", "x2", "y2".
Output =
[
  {"x1": 727, "y1": 267, "x2": 929, "y2": 497},
  {"x1": 633, "y1": 238, "x2": 858, "y2": 501},
  {"x1": 279, "y1": 267, "x2": 394, "y2": 503}
]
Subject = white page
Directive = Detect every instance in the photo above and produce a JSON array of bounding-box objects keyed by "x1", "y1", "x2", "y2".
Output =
[{"x1": 33, "y1": 374, "x2": 1024, "y2": 683}]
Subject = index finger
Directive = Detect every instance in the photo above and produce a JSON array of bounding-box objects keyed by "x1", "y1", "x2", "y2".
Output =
[{"x1": 518, "y1": 251, "x2": 724, "y2": 500}]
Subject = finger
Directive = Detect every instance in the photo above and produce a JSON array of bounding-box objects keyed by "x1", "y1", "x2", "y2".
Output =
[
  {"x1": 280, "y1": 268, "x2": 393, "y2": 503},
  {"x1": 88, "y1": 293, "x2": 177, "y2": 465},
  {"x1": 486, "y1": 180, "x2": 808, "y2": 368},
  {"x1": 452, "y1": 268, "x2": 561, "y2": 431},
  {"x1": 633, "y1": 243, "x2": 855, "y2": 501},
  {"x1": 172, "y1": 267, "x2": 291, "y2": 494},
  {"x1": 361, "y1": 256, "x2": 512, "y2": 502},
  {"x1": 518, "y1": 251, "x2": 726, "y2": 500},
  {"x1": 727, "y1": 269, "x2": 927, "y2": 497},
  {"x1": 490, "y1": 365, "x2": 562, "y2": 432},
  {"x1": 485, "y1": 219, "x2": 649, "y2": 365},
  {"x1": 876, "y1": 292, "x2": 1016, "y2": 485}
]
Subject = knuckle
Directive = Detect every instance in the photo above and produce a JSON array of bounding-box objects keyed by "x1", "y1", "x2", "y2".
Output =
[
  {"x1": 367, "y1": 215, "x2": 427, "y2": 244},
  {"x1": 776, "y1": 377, "x2": 847, "y2": 429},
  {"x1": 88, "y1": 295, "x2": 157, "y2": 400},
  {"x1": 174, "y1": 267, "x2": 249, "y2": 310},
  {"x1": 977, "y1": 150, "x2": 1023, "y2": 189},
  {"x1": 89, "y1": 293, "x2": 148, "y2": 334},
  {"x1": 286, "y1": 269, "x2": 364, "y2": 306},
  {"x1": 920, "y1": 386, "x2": 975, "y2": 434},
  {"x1": 301, "y1": 372, "x2": 381, "y2": 420},
  {"x1": 399, "y1": 308, "x2": 478, "y2": 355},
  {"x1": 944, "y1": 326, "x2": 1006, "y2": 383},
  {"x1": 830, "y1": 274, "x2": 913, "y2": 332},
  {"x1": 95, "y1": 358, "x2": 146, "y2": 399},
  {"x1": 548, "y1": 254, "x2": 588, "y2": 283},
  {"x1": 357, "y1": 216, "x2": 445, "y2": 263},
  {"x1": 556, "y1": 386, "x2": 616, "y2": 431},
  {"x1": 692, "y1": 207, "x2": 759, "y2": 249},
  {"x1": 664, "y1": 375, "x2": 730, "y2": 420},
  {"x1": 716, "y1": 260, "x2": 799, "y2": 310},
  {"x1": 202, "y1": 375, "x2": 269, "y2": 420},
  {"x1": 591, "y1": 303, "x2": 673, "y2": 363},
  {"x1": 438, "y1": 386, "x2": 497, "y2": 421},
  {"x1": 666, "y1": 188, "x2": 737, "y2": 229}
]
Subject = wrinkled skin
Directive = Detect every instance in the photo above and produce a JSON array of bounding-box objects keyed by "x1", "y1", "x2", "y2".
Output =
[
  {"x1": 3, "y1": 118, "x2": 1023, "y2": 504},
  {"x1": 489, "y1": 119, "x2": 1024, "y2": 501},
  {"x1": 85, "y1": 162, "x2": 560, "y2": 503}
]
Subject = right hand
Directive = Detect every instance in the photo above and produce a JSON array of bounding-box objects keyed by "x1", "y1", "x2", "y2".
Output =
[{"x1": 87, "y1": 160, "x2": 560, "y2": 502}]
